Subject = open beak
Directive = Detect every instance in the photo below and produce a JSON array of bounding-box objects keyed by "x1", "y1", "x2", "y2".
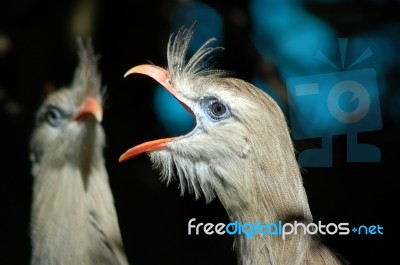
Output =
[
  {"x1": 119, "y1": 137, "x2": 175, "y2": 162},
  {"x1": 119, "y1": 64, "x2": 189, "y2": 162},
  {"x1": 124, "y1": 64, "x2": 193, "y2": 114},
  {"x1": 73, "y1": 97, "x2": 103, "y2": 122}
]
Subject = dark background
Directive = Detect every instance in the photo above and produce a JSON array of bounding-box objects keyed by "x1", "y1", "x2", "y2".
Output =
[{"x1": 1, "y1": 0, "x2": 398, "y2": 264}]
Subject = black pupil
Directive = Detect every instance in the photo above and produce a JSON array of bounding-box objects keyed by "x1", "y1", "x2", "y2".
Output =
[
  {"x1": 48, "y1": 110, "x2": 58, "y2": 120},
  {"x1": 211, "y1": 102, "x2": 226, "y2": 116}
]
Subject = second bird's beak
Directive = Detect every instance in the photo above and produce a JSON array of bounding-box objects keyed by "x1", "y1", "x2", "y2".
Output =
[{"x1": 73, "y1": 97, "x2": 103, "y2": 122}]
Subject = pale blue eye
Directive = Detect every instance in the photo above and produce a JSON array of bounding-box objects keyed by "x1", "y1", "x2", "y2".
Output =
[
  {"x1": 211, "y1": 101, "x2": 226, "y2": 117},
  {"x1": 45, "y1": 106, "x2": 65, "y2": 127},
  {"x1": 202, "y1": 97, "x2": 230, "y2": 121}
]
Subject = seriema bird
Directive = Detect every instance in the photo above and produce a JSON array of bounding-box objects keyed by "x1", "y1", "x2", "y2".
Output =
[
  {"x1": 29, "y1": 40, "x2": 129, "y2": 265},
  {"x1": 119, "y1": 24, "x2": 347, "y2": 265}
]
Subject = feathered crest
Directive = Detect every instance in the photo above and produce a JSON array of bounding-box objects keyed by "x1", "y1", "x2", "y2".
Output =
[
  {"x1": 71, "y1": 38, "x2": 104, "y2": 104},
  {"x1": 167, "y1": 21, "x2": 227, "y2": 80}
]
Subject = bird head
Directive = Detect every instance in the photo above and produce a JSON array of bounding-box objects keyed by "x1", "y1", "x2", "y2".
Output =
[
  {"x1": 120, "y1": 24, "x2": 301, "y2": 211},
  {"x1": 30, "y1": 40, "x2": 105, "y2": 178}
]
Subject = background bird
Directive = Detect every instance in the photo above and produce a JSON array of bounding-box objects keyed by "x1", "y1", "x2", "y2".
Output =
[
  {"x1": 29, "y1": 40, "x2": 129, "y2": 265},
  {"x1": 120, "y1": 24, "x2": 348, "y2": 264}
]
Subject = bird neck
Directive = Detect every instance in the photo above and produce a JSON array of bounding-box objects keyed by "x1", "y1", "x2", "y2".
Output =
[
  {"x1": 30, "y1": 163, "x2": 101, "y2": 264},
  {"x1": 214, "y1": 146, "x2": 344, "y2": 264},
  {"x1": 216, "y1": 137, "x2": 312, "y2": 224},
  {"x1": 29, "y1": 132, "x2": 109, "y2": 264}
]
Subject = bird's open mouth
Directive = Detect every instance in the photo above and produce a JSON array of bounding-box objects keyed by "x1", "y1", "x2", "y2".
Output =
[{"x1": 119, "y1": 64, "x2": 192, "y2": 162}]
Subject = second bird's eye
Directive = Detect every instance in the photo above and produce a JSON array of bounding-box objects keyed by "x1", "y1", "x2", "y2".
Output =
[
  {"x1": 45, "y1": 106, "x2": 65, "y2": 127},
  {"x1": 203, "y1": 97, "x2": 230, "y2": 121}
]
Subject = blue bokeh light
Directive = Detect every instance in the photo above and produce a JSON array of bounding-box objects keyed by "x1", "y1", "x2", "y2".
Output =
[{"x1": 152, "y1": 0, "x2": 399, "y2": 165}]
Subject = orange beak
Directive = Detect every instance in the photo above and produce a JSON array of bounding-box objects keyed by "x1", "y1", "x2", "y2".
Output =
[
  {"x1": 124, "y1": 64, "x2": 177, "y2": 97},
  {"x1": 73, "y1": 97, "x2": 103, "y2": 122},
  {"x1": 119, "y1": 64, "x2": 189, "y2": 162},
  {"x1": 119, "y1": 137, "x2": 175, "y2": 162},
  {"x1": 124, "y1": 64, "x2": 193, "y2": 115}
]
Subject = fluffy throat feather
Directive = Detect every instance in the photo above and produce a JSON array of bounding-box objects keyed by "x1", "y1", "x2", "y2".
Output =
[
  {"x1": 148, "y1": 140, "x2": 347, "y2": 265},
  {"x1": 149, "y1": 147, "x2": 312, "y2": 223}
]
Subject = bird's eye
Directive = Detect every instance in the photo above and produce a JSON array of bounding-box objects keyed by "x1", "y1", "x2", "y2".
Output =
[
  {"x1": 211, "y1": 102, "x2": 226, "y2": 117},
  {"x1": 203, "y1": 97, "x2": 230, "y2": 121},
  {"x1": 44, "y1": 106, "x2": 65, "y2": 127}
]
